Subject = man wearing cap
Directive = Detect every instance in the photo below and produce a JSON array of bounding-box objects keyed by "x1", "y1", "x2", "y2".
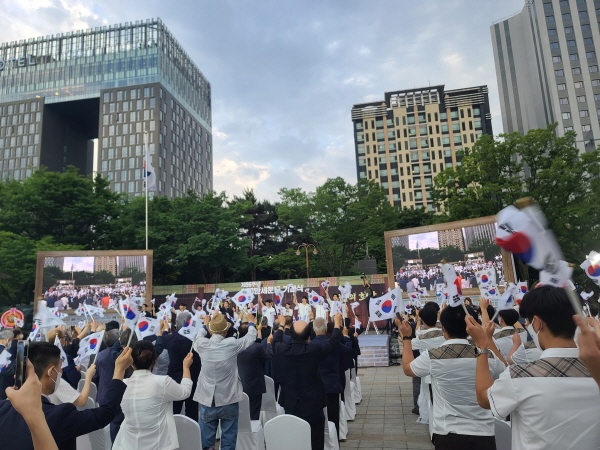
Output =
[{"x1": 193, "y1": 311, "x2": 258, "y2": 450}]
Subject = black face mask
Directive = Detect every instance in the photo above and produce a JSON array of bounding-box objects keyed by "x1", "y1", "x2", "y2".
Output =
[{"x1": 291, "y1": 326, "x2": 311, "y2": 341}]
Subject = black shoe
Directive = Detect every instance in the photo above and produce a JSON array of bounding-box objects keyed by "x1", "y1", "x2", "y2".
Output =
[{"x1": 411, "y1": 406, "x2": 419, "y2": 415}]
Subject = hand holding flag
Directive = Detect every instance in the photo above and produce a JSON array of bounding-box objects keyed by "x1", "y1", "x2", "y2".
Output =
[
  {"x1": 135, "y1": 317, "x2": 161, "y2": 340},
  {"x1": 581, "y1": 251, "x2": 600, "y2": 286}
]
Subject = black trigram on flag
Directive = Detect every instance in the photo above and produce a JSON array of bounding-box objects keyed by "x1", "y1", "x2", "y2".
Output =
[
  {"x1": 375, "y1": 310, "x2": 382, "y2": 318},
  {"x1": 391, "y1": 293, "x2": 396, "y2": 301}
]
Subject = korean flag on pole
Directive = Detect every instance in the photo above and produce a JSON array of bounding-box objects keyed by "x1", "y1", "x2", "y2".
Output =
[
  {"x1": 0, "y1": 349, "x2": 11, "y2": 373},
  {"x1": 135, "y1": 317, "x2": 160, "y2": 340},
  {"x1": 122, "y1": 299, "x2": 141, "y2": 330},
  {"x1": 273, "y1": 287, "x2": 286, "y2": 306},
  {"x1": 368, "y1": 288, "x2": 399, "y2": 321},
  {"x1": 75, "y1": 331, "x2": 105, "y2": 366},
  {"x1": 475, "y1": 268, "x2": 496, "y2": 287},
  {"x1": 231, "y1": 288, "x2": 255, "y2": 309},
  {"x1": 54, "y1": 336, "x2": 69, "y2": 369},
  {"x1": 178, "y1": 316, "x2": 202, "y2": 341},
  {"x1": 143, "y1": 151, "x2": 157, "y2": 191},
  {"x1": 339, "y1": 282, "x2": 353, "y2": 301},
  {"x1": 497, "y1": 283, "x2": 518, "y2": 311},
  {"x1": 581, "y1": 251, "x2": 600, "y2": 286},
  {"x1": 308, "y1": 290, "x2": 325, "y2": 306}
]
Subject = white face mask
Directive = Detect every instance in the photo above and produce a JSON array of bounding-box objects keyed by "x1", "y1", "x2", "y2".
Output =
[
  {"x1": 526, "y1": 319, "x2": 541, "y2": 350},
  {"x1": 48, "y1": 367, "x2": 62, "y2": 393}
]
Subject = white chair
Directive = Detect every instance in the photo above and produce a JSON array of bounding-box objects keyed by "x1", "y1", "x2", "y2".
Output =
[
  {"x1": 494, "y1": 418, "x2": 512, "y2": 450},
  {"x1": 260, "y1": 376, "x2": 285, "y2": 426},
  {"x1": 323, "y1": 407, "x2": 339, "y2": 450},
  {"x1": 343, "y1": 370, "x2": 355, "y2": 421},
  {"x1": 76, "y1": 398, "x2": 110, "y2": 450},
  {"x1": 88, "y1": 382, "x2": 97, "y2": 401},
  {"x1": 76, "y1": 397, "x2": 95, "y2": 411},
  {"x1": 237, "y1": 392, "x2": 265, "y2": 450},
  {"x1": 264, "y1": 415, "x2": 311, "y2": 450},
  {"x1": 174, "y1": 414, "x2": 202, "y2": 450},
  {"x1": 338, "y1": 396, "x2": 348, "y2": 440},
  {"x1": 77, "y1": 379, "x2": 85, "y2": 393}
]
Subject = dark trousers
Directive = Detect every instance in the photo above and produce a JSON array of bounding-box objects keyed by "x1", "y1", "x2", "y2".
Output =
[
  {"x1": 326, "y1": 393, "x2": 340, "y2": 439},
  {"x1": 304, "y1": 411, "x2": 325, "y2": 450},
  {"x1": 412, "y1": 376, "x2": 421, "y2": 408},
  {"x1": 433, "y1": 433, "x2": 496, "y2": 450},
  {"x1": 174, "y1": 396, "x2": 199, "y2": 421},
  {"x1": 248, "y1": 393, "x2": 262, "y2": 421}
]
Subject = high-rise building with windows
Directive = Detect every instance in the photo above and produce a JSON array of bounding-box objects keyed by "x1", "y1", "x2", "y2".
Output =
[
  {"x1": 351, "y1": 85, "x2": 492, "y2": 210},
  {"x1": 0, "y1": 18, "x2": 212, "y2": 198},
  {"x1": 491, "y1": 0, "x2": 600, "y2": 152},
  {"x1": 94, "y1": 256, "x2": 117, "y2": 276}
]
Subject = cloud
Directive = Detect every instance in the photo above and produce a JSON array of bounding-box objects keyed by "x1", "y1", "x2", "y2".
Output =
[{"x1": 1, "y1": 0, "x2": 526, "y2": 203}]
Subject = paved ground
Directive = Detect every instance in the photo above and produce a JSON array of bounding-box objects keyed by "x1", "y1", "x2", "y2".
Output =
[{"x1": 341, "y1": 365, "x2": 434, "y2": 450}]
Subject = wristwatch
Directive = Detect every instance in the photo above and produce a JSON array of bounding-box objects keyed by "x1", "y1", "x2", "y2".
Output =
[
  {"x1": 402, "y1": 336, "x2": 412, "y2": 341},
  {"x1": 475, "y1": 347, "x2": 491, "y2": 357}
]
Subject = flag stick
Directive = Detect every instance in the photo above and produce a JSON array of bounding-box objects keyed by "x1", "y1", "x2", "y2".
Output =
[
  {"x1": 461, "y1": 303, "x2": 470, "y2": 316},
  {"x1": 144, "y1": 130, "x2": 149, "y2": 251},
  {"x1": 563, "y1": 287, "x2": 585, "y2": 319},
  {"x1": 491, "y1": 309, "x2": 500, "y2": 322},
  {"x1": 126, "y1": 325, "x2": 135, "y2": 347}
]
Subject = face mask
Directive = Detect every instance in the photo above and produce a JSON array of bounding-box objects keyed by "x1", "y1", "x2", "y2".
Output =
[
  {"x1": 48, "y1": 367, "x2": 62, "y2": 393},
  {"x1": 526, "y1": 319, "x2": 541, "y2": 350}
]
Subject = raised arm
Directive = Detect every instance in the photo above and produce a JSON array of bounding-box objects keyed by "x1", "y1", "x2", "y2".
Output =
[
  {"x1": 73, "y1": 364, "x2": 97, "y2": 407},
  {"x1": 235, "y1": 314, "x2": 258, "y2": 352}
]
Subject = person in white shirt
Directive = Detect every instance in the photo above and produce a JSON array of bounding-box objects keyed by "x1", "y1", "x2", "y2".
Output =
[
  {"x1": 507, "y1": 330, "x2": 542, "y2": 365},
  {"x1": 400, "y1": 305, "x2": 505, "y2": 450},
  {"x1": 325, "y1": 288, "x2": 344, "y2": 319},
  {"x1": 411, "y1": 303, "x2": 446, "y2": 427},
  {"x1": 193, "y1": 312, "x2": 257, "y2": 450},
  {"x1": 113, "y1": 341, "x2": 193, "y2": 450},
  {"x1": 283, "y1": 303, "x2": 294, "y2": 317},
  {"x1": 294, "y1": 296, "x2": 311, "y2": 322},
  {"x1": 258, "y1": 297, "x2": 277, "y2": 328},
  {"x1": 492, "y1": 308, "x2": 526, "y2": 361},
  {"x1": 471, "y1": 285, "x2": 600, "y2": 450},
  {"x1": 313, "y1": 300, "x2": 329, "y2": 321}
]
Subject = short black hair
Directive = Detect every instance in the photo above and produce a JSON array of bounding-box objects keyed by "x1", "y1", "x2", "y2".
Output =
[
  {"x1": 519, "y1": 286, "x2": 577, "y2": 339},
  {"x1": 301, "y1": 296, "x2": 308, "y2": 301},
  {"x1": 589, "y1": 304, "x2": 599, "y2": 317},
  {"x1": 498, "y1": 309, "x2": 520, "y2": 326},
  {"x1": 265, "y1": 299, "x2": 273, "y2": 304},
  {"x1": 131, "y1": 340, "x2": 156, "y2": 370},
  {"x1": 419, "y1": 304, "x2": 438, "y2": 327},
  {"x1": 105, "y1": 320, "x2": 120, "y2": 332},
  {"x1": 440, "y1": 305, "x2": 470, "y2": 339},
  {"x1": 29, "y1": 342, "x2": 61, "y2": 379},
  {"x1": 425, "y1": 301, "x2": 440, "y2": 314},
  {"x1": 238, "y1": 323, "x2": 249, "y2": 338}
]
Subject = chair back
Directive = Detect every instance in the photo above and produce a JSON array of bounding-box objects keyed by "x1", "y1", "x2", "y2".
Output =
[
  {"x1": 174, "y1": 414, "x2": 202, "y2": 450},
  {"x1": 238, "y1": 392, "x2": 253, "y2": 432},
  {"x1": 494, "y1": 418, "x2": 512, "y2": 450},
  {"x1": 77, "y1": 397, "x2": 96, "y2": 411},
  {"x1": 262, "y1": 376, "x2": 277, "y2": 411},
  {"x1": 88, "y1": 381, "x2": 97, "y2": 401},
  {"x1": 264, "y1": 415, "x2": 311, "y2": 450}
]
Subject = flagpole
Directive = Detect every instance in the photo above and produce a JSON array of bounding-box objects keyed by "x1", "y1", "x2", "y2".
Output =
[{"x1": 144, "y1": 130, "x2": 149, "y2": 251}]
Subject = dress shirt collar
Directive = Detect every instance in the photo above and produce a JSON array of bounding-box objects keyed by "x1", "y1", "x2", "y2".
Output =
[
  {"x1": 131, "y1": 369, "x2": 151, "y2": 378},
  {"x1": 441, "y1": 338, "x2": 469, "y2": 346},
  {"x1": 210, "y1": 334, "x2": 225, "y2": 343},
  {"x1": 540, "y1": 347, "x2": 579, "y2": 358},
  {"x1": 500, "y1": 326, "x2": 514, "y2": 331}
]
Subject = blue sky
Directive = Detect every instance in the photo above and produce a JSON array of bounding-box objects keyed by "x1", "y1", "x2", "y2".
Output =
[{"x1": 1, "y1": 0, "x2": 525, "y2": 200}]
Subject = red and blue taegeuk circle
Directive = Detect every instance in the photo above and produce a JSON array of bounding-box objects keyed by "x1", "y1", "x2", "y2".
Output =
[
  {"x1": 496, "y1": 232, "x2": 533, "y2": 264},
  {"x1": 126, "y1": 310, "x2": 136, "y2": 320},
  {"x1": 183, "y1": 319, "x2": 191, "y2": 327},
  {"x1": 587, "y1": 265, "x2": 600, "y2": 277},
  {"x1": 89, "y1": 339, "x2": 98, "y2": 350},
  {"x1": 238, "y1": 295, "x2": 247, "y2": 303},
  {"x1": 138, "y1": 321, "x2": 149, "y2": 332},
  {"x1": 488, "y1": 288, "x2": 496, "y2": 295},
  {"x1": 381, "y1": 300, "x2": 393, "y2": 313},
  {"x1": 481, "y1": 275, "x2": 489, "y2": 283},
  {"x1": 520, "y1": 286, "x2": 528, "y2": 293}
]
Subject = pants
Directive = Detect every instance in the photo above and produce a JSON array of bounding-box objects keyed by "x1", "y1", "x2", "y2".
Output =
[
  {"x1": 303, "y1": 411, "x2": 325, "y2": 450},
  {"x1": 433, "y1": 433, "x2": 496, "y2": 450},
  {"x1": 412, "y1": 375, "x2": 421, "y2": 408},
  {"x1": 174, "y1": 395, "x2": 199, "y2": 421},
  {"x1": 199, "y1": 402, "x2": 239, "y2": 450},
  {"x1": 326, "y1": 393, "x2": 340, "y2": 439},
  {"x1": 248, "y1": 393, "x2": 262, "y2": 421}
]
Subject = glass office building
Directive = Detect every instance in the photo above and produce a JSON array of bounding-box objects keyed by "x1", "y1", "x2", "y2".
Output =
[{"x1": 0, "y1": 18, "x2": 212, "y2": 198}]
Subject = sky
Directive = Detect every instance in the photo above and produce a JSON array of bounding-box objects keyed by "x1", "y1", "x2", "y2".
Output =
[
  {"x1": 63, "y1": 257, "x2": 94, "y2": 272},
  {"x1": 408, "y1": 232, "x2": 439, "y2": 250},
  {"x1": 1, "y1": 0, "x2": 525, "y2": 201}
]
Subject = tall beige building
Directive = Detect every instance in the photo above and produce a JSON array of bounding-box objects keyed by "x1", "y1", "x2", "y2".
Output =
[
  {"x1": 438, "y1": 229, "x2": 466, "y2": 251},
  {"x1": 94, "y1": 256, "x2": 117, "y2": 276},
  {"x1": 351, "y1": 85, "x2": 493, "y2": 211}
]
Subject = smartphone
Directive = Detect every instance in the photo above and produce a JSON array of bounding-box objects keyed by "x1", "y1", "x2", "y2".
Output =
[
  {"x1": 15, "y1": 340, "x2": 29, "y2": 388},
  {"x1": 395, "y1": 312, "x2": 404, "y2": 322}
]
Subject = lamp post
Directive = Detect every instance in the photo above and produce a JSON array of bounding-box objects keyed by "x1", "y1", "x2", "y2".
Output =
[{"x1": 296, "y1": 244, "x2": 318, "y2": 279}]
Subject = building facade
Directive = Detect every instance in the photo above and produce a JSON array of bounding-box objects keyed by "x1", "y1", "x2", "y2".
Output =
[
  {"x1": 437, "y1": 229, "x2": 466, "y2": 251},
  {"x1": 491, "y1": 0, "x2": 600, "y2": 152},
  {"x1": 351, "y1": 85, "x2": 492, "y2": 210},
  {"x1": 463, "y1": 222, "x2": 497, "y2": 250},
  {"x1": 0, "y1": 18, "x2": 212, "y2": 198},
  {"x1": 94, "y1": 256, "x2": 117, "y2": 276},
  {"x1": 117, "y1": 255, "x2": 146, "y2": 275}
]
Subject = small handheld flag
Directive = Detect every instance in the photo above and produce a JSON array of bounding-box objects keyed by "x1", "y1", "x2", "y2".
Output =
[{"x1": 581, "y1": 251, "x2": 600, "y2": 286}]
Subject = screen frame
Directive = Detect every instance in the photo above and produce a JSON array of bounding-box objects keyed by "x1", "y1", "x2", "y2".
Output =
[
  {"x1": 35, "y1": 249, "x2": 153, "y2": 313},
  {"x1": 384, "y1": 215, "x2": 516, "y2": 285}
]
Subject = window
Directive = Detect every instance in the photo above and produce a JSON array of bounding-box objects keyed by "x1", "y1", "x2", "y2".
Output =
[
  {"x1": 550, "y1": 42, "x2": 560, "y2": 49},
  {"x1": 580, "y1": 110, "x2": 589, "y2": 117},
  {"x1": 555, "y1": 69, "x2": 565, "y2": 76},
  {"x1": 593, "y1": 80, "x2": 600, "y2": 86},
  {"x1": 549, "y1": 29, "x2": 558, "y2": 36},
  {"x1": 553, "y1": 56, "x2": 562, "y2": 62},
  {"x1": 547, "y1": 15, "x2": 555, "y2": 22},
  {"x1": 582, "y1": 24, "x2": 591, "y2": 32},
  {"x1": 567, "y1": 40, "x2": 576, "y2": 47},
  {"x1": 565, "y1": 126, "x2": 574, "y2": 132},
  {"x1": 577, "y1": 95, "x2": 587, "y2": 102},
  {"x1": 583, "y1": 124, "x2": 592, "y2": 132},
  {"x1": 563, "y1": 112, "x2": 572, "y2": 119},
  {"x1": 588, "y1": 51, "x2": 596, "y2": 59},
  {"x1": 575, "y1": 81, "x2": 584, "y2": 88},
  {"x1": 565, "y1": 26, "x2": 574, "y2": 33},
  {"x1": 563, "y1": 13, "x2": 572, "y2": 20},
  {"x1": 591, "y1": 65, "x2": 599, "y2": 72},
  {"x1": 584, "y1": 38, "x2": 594, "y2": 45},
  {"x1": 570, "y1": 53, "x2": 579, "y2": 60},
  {"x1": 572, "y1": 67, "x2": 582, "y2": 74},
  {"x1": 560, "y1": 0, "x2": 568, "y2": 6},
  {"x1": 595, "y1": 94, "x2": 600, "y2": 101},
  {"x1": 579, "y1": 10, "x2": 588, "y2": 19},
  {"x1": 543, "y1": 2, "x2": 552, "y2": 9},
  {"x1": 557, "y1": 83, "x2": 567, "y2": 90},
  {"x1": 560, "y1": 97, "x2": 569, "y2": 104}
]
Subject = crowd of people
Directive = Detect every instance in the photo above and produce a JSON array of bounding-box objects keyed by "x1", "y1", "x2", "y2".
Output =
[
  {"x1": 4, "y1": 282, "x2": 600, "y2": 449},
  {"x1": 42, "y1": 284, "x2": 146, "y2": 311}
]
